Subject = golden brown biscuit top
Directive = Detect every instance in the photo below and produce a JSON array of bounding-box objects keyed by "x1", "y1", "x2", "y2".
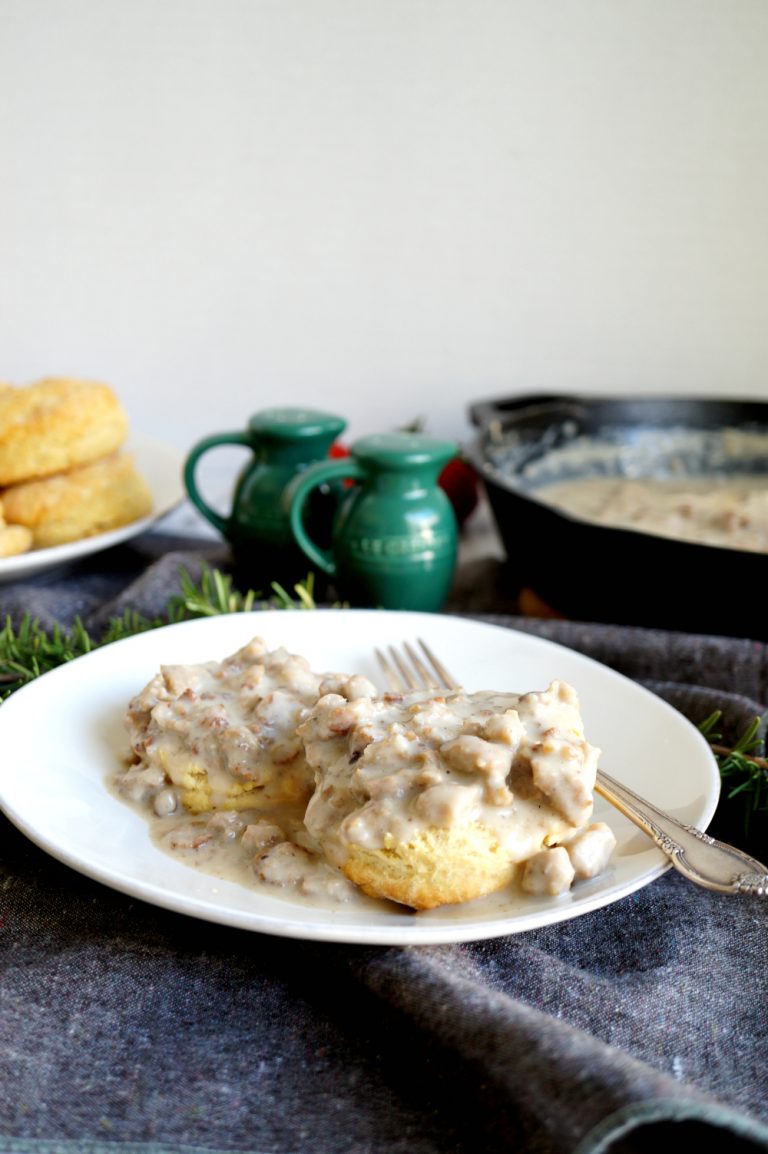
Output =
[
  {"x1": 0, "y1": 378, "x2": 122, "y2": 425},
  {"x1": 0, "y1": 377, "x2": 129, "y2": 485}
]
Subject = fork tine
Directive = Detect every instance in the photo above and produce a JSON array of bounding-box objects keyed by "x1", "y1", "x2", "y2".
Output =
[
  {"x1": 417, "y1": 639, "x2": 462, "y2": 690},
  {"x1": 376, "y1": 646, "x2": 427, "y2": 692},
  {"x1": 402, "y1": 641, "x2": 441, "y2": 689},
  {"x1": 388, "y1": 645, "x2": 421, "y2": 691},
  {"x1": 373, "y1": 647, "x2": 405, "y2": 692},
  {"x1": 375, "y1": 640, "x2": 463, "y2": 694}
]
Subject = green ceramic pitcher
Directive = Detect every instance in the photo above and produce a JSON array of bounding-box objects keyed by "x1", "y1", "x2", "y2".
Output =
[
  {"x1": 183, "y1": 406, "x2": 346, "y2": 588},
  {"x1": 284, "y1": 431, "x2": 459, "y2": 611}
]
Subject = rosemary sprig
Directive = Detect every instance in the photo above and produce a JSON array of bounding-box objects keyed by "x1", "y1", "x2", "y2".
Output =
[
  {"x1": 698, "y1": 709, "x2": 768, "y2": 838},
  {"x1": 0, "y1": 563, "x2": 318, "y2": 700},
  {"x1": 167, "y1": 565, "x2": 258, "y2": 617},
  {"x1": 0, "y1": 615, "x2": 96, "y2": 695},
  {"x1": 270, "y1": 571, "x2": 318, "y2": 610}
]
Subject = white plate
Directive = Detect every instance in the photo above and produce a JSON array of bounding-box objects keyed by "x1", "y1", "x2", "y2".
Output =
[
  {"x1": 0, "y1": 437, "x2": 185, "y2": 582},
  {"x1": 0, "y1": 610, "x2": 720, "y2": 945}
]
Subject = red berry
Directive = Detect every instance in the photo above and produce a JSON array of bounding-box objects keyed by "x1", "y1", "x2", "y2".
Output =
[{"x1": 439, "y1": 456, "x2": 479, "y2": 526}]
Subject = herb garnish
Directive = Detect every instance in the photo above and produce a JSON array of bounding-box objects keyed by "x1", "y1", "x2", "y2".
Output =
[
  {"x1": 0, "y1": 564, "x2": 317, "y2": 699},
  {"x1": 698, "y1": 710, "x2": 768, "y2": 841}
]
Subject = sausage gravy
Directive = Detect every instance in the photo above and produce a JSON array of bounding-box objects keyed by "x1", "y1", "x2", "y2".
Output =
[
  {"x1": 112, "y1": 636, "x2": 616, "y2": 910},
  {"x1": 534, "y1": 475, "x2": 768, "y2": 553}
]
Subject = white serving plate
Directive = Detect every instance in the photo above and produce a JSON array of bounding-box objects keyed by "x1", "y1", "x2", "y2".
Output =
[{"x1": 0, "y1": 609, "x2": 720, "y2": 945}]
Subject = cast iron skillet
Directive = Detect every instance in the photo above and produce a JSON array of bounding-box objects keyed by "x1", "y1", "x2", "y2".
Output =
[{"x1": 466, "y1": 393, "x2": 768, "y2": 639}]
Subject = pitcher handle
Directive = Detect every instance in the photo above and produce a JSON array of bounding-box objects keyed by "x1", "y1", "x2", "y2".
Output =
[
  {"x1": 183, "y1": 432, "x2": 252, "y2": 536},
  {"x1": 286, "y1": 458, "x2": 365, "y2": 576}
]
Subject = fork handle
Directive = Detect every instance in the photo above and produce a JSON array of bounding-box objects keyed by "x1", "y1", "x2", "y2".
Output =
[{"x1": 595, "y1": 769, "x2": 768, "y2": 895}]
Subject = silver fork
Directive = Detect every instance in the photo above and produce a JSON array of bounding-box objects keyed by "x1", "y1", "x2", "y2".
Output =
[{"x1": 374, "y1": 639, "x2": 768, "y2": 897}]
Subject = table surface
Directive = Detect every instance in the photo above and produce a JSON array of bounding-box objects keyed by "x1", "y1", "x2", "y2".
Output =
[{"x1": 1, "y1": 502, "x2": 767, "y2": 1154}]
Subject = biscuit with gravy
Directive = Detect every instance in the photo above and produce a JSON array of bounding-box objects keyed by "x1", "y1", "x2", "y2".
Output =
[
  {"x1": 120, "y1": 638, "x2": 378, "y2": 815},
  {"x1": 299, "y1": 682, "x2": 603, "y2": 909}
]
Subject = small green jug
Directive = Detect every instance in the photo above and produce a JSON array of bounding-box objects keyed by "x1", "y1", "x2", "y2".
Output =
[
  {"x1": 183, "y1": 407, "x2": 346, "y2": 588},
  {"x1": 284, "y1": 432, "x2": 459, "y2": 611}
]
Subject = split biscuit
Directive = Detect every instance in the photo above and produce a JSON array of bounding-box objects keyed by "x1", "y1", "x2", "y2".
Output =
[
  {"x1": 0, "y1": 451, "x2": 153, "y2": 548},
  {"x1": 0, "y1": 377, "x2": 129, "y2": 485}
]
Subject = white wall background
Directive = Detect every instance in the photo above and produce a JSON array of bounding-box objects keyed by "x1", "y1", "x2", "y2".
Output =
[{"x1": 3, "y1": 0, "x2": 768, "y2": 460}]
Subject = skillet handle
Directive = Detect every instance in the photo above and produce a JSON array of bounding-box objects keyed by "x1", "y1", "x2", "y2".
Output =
[{"x1": 468, "y1": 394, "x2": 585, "y2": 430}]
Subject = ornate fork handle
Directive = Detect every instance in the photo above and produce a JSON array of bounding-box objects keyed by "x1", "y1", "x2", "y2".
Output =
[
  {"x1": 596, "y1": 769, "x2": 768, "y2": 895},
  {"x1": 377, "y1": 640, "x2": 768, "y2": 897}
]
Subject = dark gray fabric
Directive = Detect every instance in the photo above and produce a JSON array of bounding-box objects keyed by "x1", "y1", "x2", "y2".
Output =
[{"x1": 1, "y1": 533, "x2": 767, "y2": 1154}]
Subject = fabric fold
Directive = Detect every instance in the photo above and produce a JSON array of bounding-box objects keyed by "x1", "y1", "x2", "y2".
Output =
[{"x1": 0, "y1": 532, "x2": 766, "y2": 1154}]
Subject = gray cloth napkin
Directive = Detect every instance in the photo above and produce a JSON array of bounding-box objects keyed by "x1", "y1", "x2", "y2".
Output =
[{"x1": 1, "y1": 534, "x2": 767, "y2": 1154}]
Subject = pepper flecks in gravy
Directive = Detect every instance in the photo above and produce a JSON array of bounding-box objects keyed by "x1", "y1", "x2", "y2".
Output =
[{"x1": 111, "y1": 636, "x2": 616, "y2": 911}]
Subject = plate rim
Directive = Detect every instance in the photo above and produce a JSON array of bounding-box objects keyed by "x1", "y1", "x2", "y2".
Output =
[{"x1": 0, "y1": 608, "x2": 721, "y2": 944}]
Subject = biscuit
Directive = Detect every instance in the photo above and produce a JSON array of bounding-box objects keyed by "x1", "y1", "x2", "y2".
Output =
[
  {"x1": 0, "y1": 451, "x2": 153, "y2": 548},
  {"x1": 0, "y1": 523, "x2": 33, "y2": 558},
  {"x1": 342, "y1": 825, "x2": 519, "y2": 909},
  {"x1": 0, "y1": 377, "x2": 129, "y2": 485},
  {"x1": 0, "y1": 497, "x2": 31, "y2": 557}
]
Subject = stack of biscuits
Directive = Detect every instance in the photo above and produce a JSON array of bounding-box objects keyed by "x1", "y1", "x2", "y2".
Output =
[{"x1": 0, "y1": 377, "x2": 153, "y2": 558}]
